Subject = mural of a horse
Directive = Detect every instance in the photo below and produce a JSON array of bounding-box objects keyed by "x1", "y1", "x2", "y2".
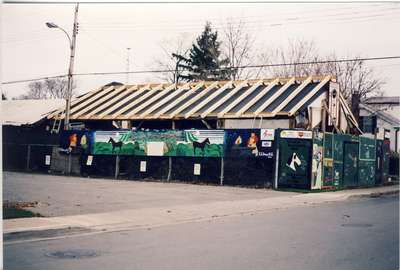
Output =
[
  {"x1": 286, "y1": 152, "x2": 301, "y2": 171},
  {"x1": 108, "y1": 137, "x2": 123, "y2": 153},
  {"x1": 193, "y1": 138, "x2": 210, "y2": 156}
]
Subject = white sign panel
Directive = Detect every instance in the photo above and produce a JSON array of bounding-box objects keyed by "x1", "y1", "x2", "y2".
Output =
[
  {"x1": 86, "y1": 155, "x2": 93, "y2": 166},
  {"x1": 45, "y1": 155, "x2": 51, "y2": 165},
  {"x1": 145, "y1": 142, "x2": 165, "y2": 156},
  {"x1": 260, "y1": 129, "x2": 274, "y2": 141},
  {"x1": 140, "y1": 161, "x2": 147, "y2": 172},
  {"x1": 194, "y1": 163, "x2": 201, "y2": 175},
  {"x1": 280, "y1": 130, "x2": 312, "y2": 139},
  {"x1": 261, "y1": 141, "x2": 272, "y2": 147}
]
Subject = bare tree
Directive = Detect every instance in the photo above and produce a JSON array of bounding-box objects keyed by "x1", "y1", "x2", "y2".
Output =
[
  {"x1": 222, "y1": 19, "x2": 255, "y2": 80},
  {"x1": 18, "y1": 78, "x2": 76, "y2": 100},
  {"x1": 257, "y1": 38, "x2": 384, "y2": 100},
  {"x1": 153, "y1": 34, "x2": 191, "y2": 83},
  {"x1": 257, "y1": 39, "x2": 322, "y2": 78},
  {"x1": 324, "y1": 54, "x2": 385, "y2": 100}
]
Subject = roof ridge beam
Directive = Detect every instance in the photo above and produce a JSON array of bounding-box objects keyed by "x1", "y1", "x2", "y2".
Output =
[
  {"x1": 184, "y1": 81, "x2": 233, "y2": 119},
  {"x1": 200, "y1": 80, "x2": 249, "y2": 119},
  {"x1": 288, "y1": 75, "x2": 331, "y2": 116},
  {"x1": 270, "y1": 76, "x2": 313, "y2": 117},
  {"x1": 235, "y1": 79, "x2": 279, "y2": 117}
]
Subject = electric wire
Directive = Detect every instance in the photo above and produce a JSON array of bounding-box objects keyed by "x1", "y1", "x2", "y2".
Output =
[{"x1": 3, "y1": 55, "x2": 400, "y2": 85}]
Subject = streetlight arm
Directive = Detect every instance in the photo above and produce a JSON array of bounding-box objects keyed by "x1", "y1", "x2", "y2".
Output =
[{"x1": 56, "y1": 26, "x2": 72, "y2": 49}]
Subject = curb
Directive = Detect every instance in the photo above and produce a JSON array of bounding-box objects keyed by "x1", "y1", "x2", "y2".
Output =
[{"x1": 347, "y1": 188, "x2": 399, "y2": 199}]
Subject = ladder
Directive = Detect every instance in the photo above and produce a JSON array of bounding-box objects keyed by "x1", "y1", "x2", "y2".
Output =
[{"x1": 51, "y1": 117, "x2": 62, "y2": 134}]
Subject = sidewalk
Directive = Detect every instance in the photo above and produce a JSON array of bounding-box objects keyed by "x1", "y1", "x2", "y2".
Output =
[{"x1": 4, "y1": 185, "x2": 398, "y2": 236}]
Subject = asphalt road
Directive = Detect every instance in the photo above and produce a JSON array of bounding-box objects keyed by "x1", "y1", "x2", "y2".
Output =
[
  {"x1": 4, "y1": 195, "x2": 399, "y2": 270},
  {"x1": 3, "y1": 172, "x2": 293, "y2": 217}
]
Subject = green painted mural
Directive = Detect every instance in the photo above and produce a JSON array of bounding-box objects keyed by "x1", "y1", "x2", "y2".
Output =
[{"x1": 92, "y1": 130, "x2": 224, "y2": 157}]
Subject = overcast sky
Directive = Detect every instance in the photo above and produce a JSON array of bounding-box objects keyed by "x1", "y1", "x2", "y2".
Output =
[{"x1": 2, "y1": 2, "x2": 400, "y2": 98}]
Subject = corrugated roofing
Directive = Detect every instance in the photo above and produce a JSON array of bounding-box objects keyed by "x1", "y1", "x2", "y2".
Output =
[{"x1": 47, "y1": 76, "x2": 334, "y2": 121}]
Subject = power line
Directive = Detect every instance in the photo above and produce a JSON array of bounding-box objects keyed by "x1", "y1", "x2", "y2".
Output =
[
  {"x1": 2, "y1": 74, "x2": 67, "y2": 85},
  {"x1": 3, "y1": 55, "x2": 400, "y2": 85}
]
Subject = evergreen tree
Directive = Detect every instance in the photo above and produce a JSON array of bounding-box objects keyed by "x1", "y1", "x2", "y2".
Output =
[{"x1": 176, "y1": 22, "x2": 231, "y2": 81}]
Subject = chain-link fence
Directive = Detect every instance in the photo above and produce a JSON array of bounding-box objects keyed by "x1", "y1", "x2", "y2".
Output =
[{"x1": 3, "y1": 143, "x2": 54, "y2": 173}]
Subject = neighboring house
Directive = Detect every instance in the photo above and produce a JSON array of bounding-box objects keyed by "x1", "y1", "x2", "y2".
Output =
[
  {"x1": 1, "y1": 99, "x2": 64, "y2": 145},
  {"x1": 359, "y1": 102, "x2": 400, "y2": 152},
  {"x1": 364, "y1": 96, "x2": 400, "y2": 119},
  {"x1": 45, "y1": 75, "x2": 360, "y2": 134},
  {"x1": 1, "y1": 99, "x2": 66, "y2": 171}
]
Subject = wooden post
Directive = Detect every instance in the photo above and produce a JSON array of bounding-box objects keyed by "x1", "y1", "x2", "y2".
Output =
[
  {"x1": 321, "y1": 102, "x2": 326, "y2": 132},
  {"x1": 274, "y1": 144, "x2": 280, "y2": 189},
  {"x1": 220, "y1": 156, "x2": 224, "y2": 186},
  {"x1": 67, "y1": 153, "x2": 72, "y2": 175},
  {"x1": 115, "y1": 155, "x2": 120, "y2": 179},
  {"x1": 26, "y1": 145, "x2": 31, "y2": 171}
]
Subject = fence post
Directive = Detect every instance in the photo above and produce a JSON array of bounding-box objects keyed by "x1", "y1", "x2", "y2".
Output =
[
  {"x1": 26, "y1": 144, "x2": 31, "y2": 171},
  {"x1": 67, "y1": 153, "x2": 72, "y2": 175},
  {"x1": 274, "y1": 144, "x2": 280, "y2": 189},
  {"x1": 220, "y1": 156, "x2": 224, "y2": 186},
  {"x1": 115, "y1": 155, "x2": 120, "y2": 179}
]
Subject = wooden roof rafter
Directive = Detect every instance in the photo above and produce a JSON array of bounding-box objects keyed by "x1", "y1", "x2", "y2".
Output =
[
  {"x1": 81, "y1": 85, "x2": 138, "y2": 119},
  {"x1": 234, "y1": 78, "x2": 280, "y2": 116},
  {"x1": 184, "y1": 81, "x2": 233, "y2": 119},
  {"x1": 270, "y1": 76, "x2": 313, "y2": 117},
  {"x1": 139, "y1": 82, "x2": 192, "y2": 118},
  {"x1": 168, "y1": 81, "x2": 219, "y2": 118},
  {"x1": 200, "y1": 80, "x2": 250, "y2": 118},
  {"x1": 254, "y1": 77, "x2": 296, "y2": 115},
  {"x1": 110, "y1": 84, "x2": 164, "y2": 119}
]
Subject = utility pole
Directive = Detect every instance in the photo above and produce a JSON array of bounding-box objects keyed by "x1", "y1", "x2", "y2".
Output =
[
  {"x1": 126, "y1": 47, "x2": 131, "y2": 84},
  {"x1": 64, "y1": 3, "x2": 79, "y2": 130}
]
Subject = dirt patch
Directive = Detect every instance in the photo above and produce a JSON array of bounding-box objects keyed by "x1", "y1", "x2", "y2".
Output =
[{"x1": 3, "y1": 200, "x2": 42, "y2": 219}]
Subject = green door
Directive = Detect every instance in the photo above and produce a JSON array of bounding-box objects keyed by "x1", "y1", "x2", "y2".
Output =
[
  {"x1": 343, "y1": 142, "x2": 359, "y2": 187},
  {"x1": 278, "y1": 139, "x2": 312, "y2": 189}
]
